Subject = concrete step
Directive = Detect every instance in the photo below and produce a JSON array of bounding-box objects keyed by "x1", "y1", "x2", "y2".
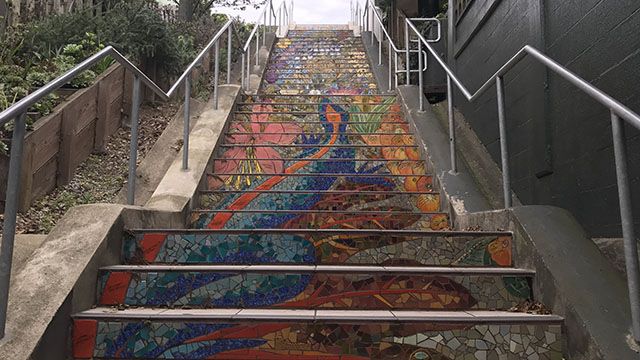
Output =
[
  {"x1": 214, "y1": 144, "x2": 421, "y2": 162},
  {"x1": 264, "y1": 74, "x2": 376, "y2": 81},
  {"x1": 265, "y1": 78, "x2": 376, "y2": 85},
  {"x1": 203, "y1": 172, "x2": 435, "y2": 193},
  {"x1": 262, "y1": 89, "x2": 379, "y2": 96},
  {"x1": 199, "y1": 191, "x2": 441, "y2": 215},
  {"x1": 189, "y1": 209, "x2": 450, "y2": 231},
  {"x1": 242, "y1": 94, "x2": 396, "y2": 102},
  {"x1": 95, "y1": 265, "x2": 534, "y2": 310},
  {"x1": 270, "y1": 57, "x2": 369, "y2": 62},
  {"x1": 122, "y1": 229, "x2": 514, "y2": 267},
  {"x1": 237, "y1": 101, "x2": 397, "y2": 110},
  {"x1": 72, "y1": 309, "x2": 564, "y2": 359},
  {"x1": 265, "y1": 64, "x2": 372, "y2": 69},
  {"x1": 226, "y1": 120, "x2": 409, "y2": 133},
  {"x1": 271, "y1": 52, "x2": 368, "y2": 57}
]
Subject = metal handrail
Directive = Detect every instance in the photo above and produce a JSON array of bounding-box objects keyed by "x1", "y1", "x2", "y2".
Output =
[
  {"x1": 0, "y1": 18, "x2": 237, "y2": 341},
  {"x1": 240, "y1": 0, "x2": 291, "y2": 90},
  {"x1": 403, "y1": 19, "x2": 640, "y2": 343},
  {"x1": 0, "y1": 0, "x2": 290, "y2": 340},
  {"x1": 356, "y1": 0, "x2": 437, "y2": 91}
]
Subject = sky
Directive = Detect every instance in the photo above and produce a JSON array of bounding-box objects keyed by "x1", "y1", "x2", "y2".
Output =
[{"x1": 205, "y1": 0, "x2": 353, "y2": 24}]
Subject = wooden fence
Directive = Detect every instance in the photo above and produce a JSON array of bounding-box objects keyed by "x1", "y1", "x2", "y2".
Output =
[{"x1": 18, "y1": 63, "x2": 126, "y2": 211}]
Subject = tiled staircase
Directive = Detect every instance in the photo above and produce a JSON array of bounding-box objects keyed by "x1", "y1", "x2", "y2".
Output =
[{"x1": 72, "y1": 29, "x2": 564, "y2": 359}]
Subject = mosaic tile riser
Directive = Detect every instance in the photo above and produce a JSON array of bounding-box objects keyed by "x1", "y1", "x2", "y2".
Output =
[{"x1": 74, "y1": 321, "x2": 563, "y2": 359}]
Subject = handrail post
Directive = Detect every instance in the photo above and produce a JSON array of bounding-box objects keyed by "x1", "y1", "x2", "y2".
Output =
[
  {"x1": 388, "y1": 41, "x2": 393, "y2": 92},
  {"x1": 496, "y1": 76, "x2": 512, "y2": 208},
  {"x1": 611, "y1": 111, "x2": 640, "y2": 343},
  {"x1": 241, "y1": 53, "x2": 246, "y2": 90},
  {"x1": 127, "y1": 75, "x2": 141, "y2": 204},
  {"x1": 246, "y1": 47, "x2": 252, "y2": 90},
  {"x1": 213, "y1": 40, "x2": 220, "y2": 110},
  {"x1": 255, "y1": 32, "x2": 260, "y2": 64},
  {"x1": 405, "y1": 21, "x2": 410, "y2": 85},
  {"x1": 378, "y1": 28, "x2": 382, "y2": 65},
  {"x1": 417, "y1": 38, "x2": 424, "y2": 111},
  {"x1": 0, "y1": 111, "x2": 27, "y2": 339},
  {"x1": 370, "y1": 7, "x2": 374, "y2": 46},
  {"x1": 263, "y1": 9, "x2": 267, "y2": 46},
  {"x1": 394, "y1": 52, "x2": 399, "y2": 87},
  {"x1": 447, "y1": 75, "x2": 457, "y2": 173},
  {"x1": 227, "y1": 27, "x2": 232, "y2": 84},
  {"x1": 183, "y1": 75, "x2": 191, "y2": 170}
]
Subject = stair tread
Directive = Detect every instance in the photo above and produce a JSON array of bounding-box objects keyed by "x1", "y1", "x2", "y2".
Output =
[
  {"x1": 127, "y1": 228, "x2": 510, "y2": 236},
  {"x1": 74, "y1": 308, "x2": 563, "y2": 323},
  {"x1": 100, "y1": 264, "x2": 534, "y2": 276}
]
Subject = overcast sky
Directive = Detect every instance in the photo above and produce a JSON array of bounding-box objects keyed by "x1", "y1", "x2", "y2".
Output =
[{"x1": 211, "y1": 0, "x2": 352, "y2": 24}]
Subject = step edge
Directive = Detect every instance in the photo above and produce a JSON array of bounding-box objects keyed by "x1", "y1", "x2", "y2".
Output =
[
  {"x1": 98, "y1": 265, "x2": 535, "y2": 276},
  {"x1": 126, "y1": 229, "x2": 512, "y2": 236},
  {"x1": 72, "y1": 308, "x2": 564, "y2": 323}
]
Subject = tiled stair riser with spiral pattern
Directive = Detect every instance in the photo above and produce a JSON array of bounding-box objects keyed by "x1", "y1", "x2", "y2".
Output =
[{"x1": 72, "y1": 29, "x2": 564, "y2": 360}]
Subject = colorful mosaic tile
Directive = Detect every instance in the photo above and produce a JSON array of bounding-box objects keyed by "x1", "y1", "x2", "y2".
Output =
[
  {"x1": 123, "y1": 232, "x2": 513, "y2": 267},
  {"x1": 73, "y1": 28, "x2": 564, "y2": 359},
  {"x1": 97, "y1": 270, "x2": 531, "y2": 310},
  {"x1": 74, "y1": 320, "x2": 563, "y2": 359}
]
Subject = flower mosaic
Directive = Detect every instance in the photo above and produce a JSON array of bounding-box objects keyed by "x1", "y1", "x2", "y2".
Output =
[{"x1": 74, "y1": 29, "x2": 563, "y2": 360}]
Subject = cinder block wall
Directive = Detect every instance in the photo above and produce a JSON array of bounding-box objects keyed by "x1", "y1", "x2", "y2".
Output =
[{"x1": 448, "y1": 0, "x2": 640, "y2": 238}]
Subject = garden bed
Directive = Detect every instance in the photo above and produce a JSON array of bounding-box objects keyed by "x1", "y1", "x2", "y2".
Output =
[{"x1": 14, "y1": 101, "x2": 178, "y2": 234}]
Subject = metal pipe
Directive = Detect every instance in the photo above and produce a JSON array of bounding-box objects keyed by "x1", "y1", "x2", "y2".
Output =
[
  {"x1": 405, "y1": 21, "x2": 410, "y2": 85},
  {"x1": 370, "y1": 7, "x2": 374, "y2": 46},
  {"x1": 246, "y1": 46, "x2": 252, "y2": 90},
  {"x1": 227, "y1": 27, "x2": 232, "y2": 84},
  {"x1": 417, "y1": 39, "x2": 424, "y2": 111},
  {"x1": 447, "y1": 76, "x2": 457, "y2": 173},
  {"x1": 611, "y1": 111, "x2": 640, "y2": 343},
  {"x1": 263, "y1": 9, "x2": 267, "y2": 46},
  {"x1": 0, "y1": 112, "x2": 27, "y2": 339},
  {"x1": 378, "y1": 31, "x2": 382, "y2": 66},
  {"x1": 127, "y1": 75, "x2": 141, "y2": 205},
  {"x1": 241, "y1": 53, "x2": 246, "y2": 90},
  {"x1": 388, "y1": 41, "x2": 393, "y2": 92},
  {"x1": 496, "y1": 76, "x2": 512, "y2": 208},
  {"x1": 256, "y1": 31, "x2": 260, "y2": 64},
  {"x1": 183, "y1": 75, "x2": 191, "y2": 170},
  {"x1": 214, "y1": 40, "x2": 221, "y2": 110}
]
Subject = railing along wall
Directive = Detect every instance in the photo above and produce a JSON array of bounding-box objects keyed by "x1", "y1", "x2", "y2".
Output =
[
  {"x1": 356, "y1": 0, "x2": 640, "y2": 344},
  {"x1": 0, "y1": 0, "x2": 292, "y2": 340}
]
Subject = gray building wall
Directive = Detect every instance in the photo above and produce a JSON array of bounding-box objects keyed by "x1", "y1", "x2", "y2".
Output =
[{"x1": 448, "y1": 0, "x2": 640, "y2": 238}]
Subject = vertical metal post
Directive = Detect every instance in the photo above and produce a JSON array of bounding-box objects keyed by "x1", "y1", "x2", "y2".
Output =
[
  {"x1": 241, "y1": 53, "x2": 246, "y2": 90},
  {"x1": 214, "y1": 40, "x2": 221, "y2": 110},
  {"x1": 279, "y1": 7, "x2": 282, "y2": 36},
  {"x1": 370, "y1": 8, "x2": 374, "y2": 46},
  {"x1": 269, "y1": 0, "x2": 273, "y2": 28},
  {"x1": 378, "y1": 32, "x2": 382, "y2": 65},
  {"x1": 611, "y1": 111, "x2": 640, "y2": 343},
  {"x1": 388, "y1": 41, "x2": 393, "y2": 92},
  {"x1": 263, "y1": 9, "x2": 267, "y2": 46},
  {"x1": 417, "y1": 39, "x2": 424, "y2": 111},
  {"x1": 255, "y1": 33, "x2": 260, "y2": 65},
  {"x1": 405, "y1": 21, "x2": 410, "y2": 85},
  {"x1": 496, "y1": 76, "x2": 512, "y2": 208},
  {"x1": 247, "y1": 47, "x2": 252, "y2": 90},
  {"x1": 227, "y1": 27, "x2": 232, "y2": 84},
  {"x1": 0, "y1": 112, "x2": 27, "y2": 339},
  {"x1": 182, "y1": 75, "x2": 191, "y2": 170},
  {"x1": 127, "y1": 75, "x2": 141, "y2": 205},
  {"x1": 447, "y1": 76, "x2": 457, "y2": 173}
]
